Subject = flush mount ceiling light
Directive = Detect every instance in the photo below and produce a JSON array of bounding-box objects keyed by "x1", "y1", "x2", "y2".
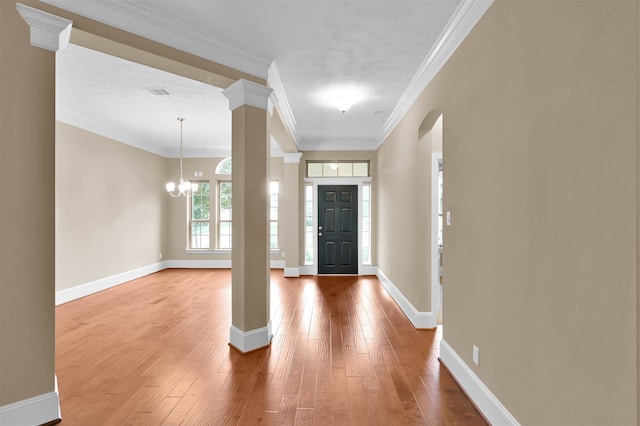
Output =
[
  {"x1": 318, "y1": 85, "x2": 368, "y2": 113},
  {"x1": 166, "y1": 117, "x2": 198, "y2": 197}
]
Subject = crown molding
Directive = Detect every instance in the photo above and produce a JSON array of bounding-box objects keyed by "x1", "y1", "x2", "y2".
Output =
[
  {"x1": 57, "y1": 107, "x2": 173, "y2": 157},
  {"x1": 223, "y1": 79, "x2": 274, "y2": 111},
  {"x1": 268, "y1": 61, "x2": 298, "y2": 144},
  {"x1": 283, "y1": 153, "x2": 303, "y2": 164},
  {"x1": 297, "y1": 138, "x2": 378, "y2": 152},
  {"x1": 376, "y1": 0, "x2": 494, "y2": 146},
  {"x1": 17, "y1": 3, "x2": 72, "y2": 52},
  {"x1": 39, "y1": 0, "x2": 272, "y2": 79}
]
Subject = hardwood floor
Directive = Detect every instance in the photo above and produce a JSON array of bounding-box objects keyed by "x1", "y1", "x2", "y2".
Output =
[{"x1": 56, "y1": 269, "x2": 486, "y2": 425}]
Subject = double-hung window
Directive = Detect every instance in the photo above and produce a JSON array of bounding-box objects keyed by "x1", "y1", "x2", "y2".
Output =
[{"x1": 190, "y1": 182, "x2": 210, "y2": 249}]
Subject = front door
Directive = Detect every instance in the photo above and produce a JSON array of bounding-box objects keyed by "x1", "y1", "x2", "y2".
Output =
[{"x1": 318, "y1": 185, "x2": 358, "y2": 274}]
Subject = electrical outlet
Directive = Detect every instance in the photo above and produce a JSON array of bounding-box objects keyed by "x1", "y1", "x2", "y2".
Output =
[
  {"x1": 472, "y1": 345, "x2": 479, "y2": 366},
  {"x1": 159, "y1": 252, "x2": 163, "y2": 259}
]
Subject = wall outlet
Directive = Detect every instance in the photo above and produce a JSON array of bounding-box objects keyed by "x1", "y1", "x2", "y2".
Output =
[
  {"x1": 472, "y1": 345, "x2": 479, "y2": 366},
  {"x1": 159, "y1": 252, "x2": 163, "y2": 259}
]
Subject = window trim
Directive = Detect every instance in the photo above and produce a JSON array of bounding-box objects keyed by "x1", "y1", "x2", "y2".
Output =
[
  {"x1": 217, "y1": 180, "x2": 232, "y2": 250},
  {"x1": 306, "y1": 160, "x2": 370, "y2": 178},
  {"x1": 188, "y1": 180, "x2": 210, "y2": 250}
]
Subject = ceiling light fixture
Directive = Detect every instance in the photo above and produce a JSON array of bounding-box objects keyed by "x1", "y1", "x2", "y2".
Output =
[
  {"x1": 318, "y1": 85, "x2": 368, "y2": 114},
  {"x1": 166, "y1": 117, "x2": 197, "y2": 197},
  {"x1": 335, "y1": 95, "x2": 355, "y2": 114}
]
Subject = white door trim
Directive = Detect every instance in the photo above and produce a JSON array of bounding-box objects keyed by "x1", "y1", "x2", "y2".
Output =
[
  {"x1": 431, "y1": 153, "x2": 443, "y2": 322},
  {"x1": 304, "y1": 177, "x2": 372, "y2": 275}
]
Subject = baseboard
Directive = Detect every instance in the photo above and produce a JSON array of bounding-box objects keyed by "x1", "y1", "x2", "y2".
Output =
[
  {"x1": 56, "y1": 259, "x2": 291, "y2": 305},
  {"x1": 0, "y1": 376, "x2": 61, "y2": 426},
  {"x1": 229, "y1": 321, "x2": 272, "y2": 353},
  {"x1": 440, "y1": 340, "x2": 520, "y2": 425},
  {"x1": 167, "y1": 259, "x2": 285, "y2": 269},
  {"x1": 55, "y1": 262, "x2": 167, "y2": 305},
  {"x1": 165, "y1": 259, "x2": 231, "y2": 268},
  {"x1": 284, "y1": 267, "x2": 300, "y2": 277},
  {"x1": 360, "y1": 265, "x2": 378, "y2": 275},
  {"x1": 299, "y1": 265, "x2": 314, "y2": 275},
  {"x1": 271, "y1": 260, "x2": 285, "y2": 269},
  {"x1": 376, "y1": 268, "x2": 437, "y2": 328}
]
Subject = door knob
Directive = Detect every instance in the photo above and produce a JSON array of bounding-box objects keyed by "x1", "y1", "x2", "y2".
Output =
[
  {"x1": 318, "y1": 226, "x2": 323, "y2": 230},
  {"x1": 318, "y1": 232, "x2": 323, "y2": 237}
]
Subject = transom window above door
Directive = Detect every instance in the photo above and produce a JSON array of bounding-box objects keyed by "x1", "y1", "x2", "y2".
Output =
[{"x1": 306, "y1": 161, "x2": 369, "y2": 178}]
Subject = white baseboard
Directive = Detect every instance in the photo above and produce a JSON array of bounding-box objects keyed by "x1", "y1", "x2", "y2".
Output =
[
  {"x1": 56, "y1": 259, "x2": 291, "y2": 305},
  {"x1": 271, "y1": 260, "x2": 285, "y2": 269},
  {"x1": 229, "y1": 321, "x2": 272, "y2": 353},
  {"x1": 55, "y1": 262, "x2": 166, "y2": 306},
  {"x1": 440, "y1": 340, "x2": 520, "y2": 425},
  {"x1": 376, "y1": 268, "x2": 437, "y2": 328},
  {"x1": 284, "y1": 267, "x2": 300, "y2": 277},
  {"x1": 167, "y1": 259, "x2": 285, "y2": 269},
  {"x1": 360, "y1": 265, "x2": 378, "y2": 275},
  {"x1": 165, "y1": 259, "x2": 231, "y2": 268},
  {"x1": 0, "y1": 376, "x2": 61, "y2": 426},
  {"x1": 299, "y1": 265, "x2": 314, "y2": 275}
]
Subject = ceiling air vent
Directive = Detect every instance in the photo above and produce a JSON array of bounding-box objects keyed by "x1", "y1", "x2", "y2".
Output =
[{"x1": 146, "y1": 87, "x2": 172, "y2": 96}]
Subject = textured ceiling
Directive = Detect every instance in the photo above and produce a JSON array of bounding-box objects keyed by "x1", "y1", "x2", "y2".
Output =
[
  {"x1": 57, "y1": 44, "x2": 232, "y2": 158},
  {"x1": 52, "y1": 0, "x2": 469, "y2": 157}
]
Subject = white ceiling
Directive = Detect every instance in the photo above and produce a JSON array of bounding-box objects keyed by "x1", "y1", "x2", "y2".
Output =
[{"x1": 50, "y1": 0, "x2": 491, "y2": 157}]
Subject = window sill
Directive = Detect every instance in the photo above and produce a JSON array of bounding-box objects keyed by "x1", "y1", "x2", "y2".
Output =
[{"x1": 185, "y1": 249, "x2": 231, "y2": 255}]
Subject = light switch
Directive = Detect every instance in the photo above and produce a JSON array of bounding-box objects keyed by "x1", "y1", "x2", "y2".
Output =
[{"x1": 446, "y1": 211, "x2": 451, "y2": 226}]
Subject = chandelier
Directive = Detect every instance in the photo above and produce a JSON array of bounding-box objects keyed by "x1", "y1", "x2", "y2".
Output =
[{"x1": 166, "y1": 117, "x2": 197, "y2": 197}]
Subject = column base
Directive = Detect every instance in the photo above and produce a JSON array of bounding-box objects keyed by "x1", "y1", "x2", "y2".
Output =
[
  {"x1": 0, "y1": 375, "x2": 61, "y2": 426},
  {"x1": 229, "y1": 321, "x2": 273, "y2": 354}
]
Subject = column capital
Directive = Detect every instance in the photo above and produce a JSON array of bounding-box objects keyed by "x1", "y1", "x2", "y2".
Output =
[
  {"x1": 283, "y1": 153, "x2": 303, "y2": 164},
  {"x1": 16, "y1": 3, "x2": 72, "y2": 52},
  {"x1": 222, "y1": 79, "x2": 274, "y2": 112}
]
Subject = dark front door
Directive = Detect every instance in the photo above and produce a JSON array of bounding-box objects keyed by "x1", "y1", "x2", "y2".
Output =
[{"x1": 318, "y1": 185, "x2": 358, "y2": 274}]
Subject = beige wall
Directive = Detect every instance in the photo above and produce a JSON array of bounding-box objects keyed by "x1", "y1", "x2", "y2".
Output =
[
  {"x1": 298, "y1": 150, "x2": 378, "y2": 268},
  {"x1": 56, "y1": 122, "x2": 167, "y2": 291},
  {"x1": 378, "y1": 1, "x2": 638, "y2": 424},
  {"x1": 0, "y1": 0, "x2": 56, "y2": 406}
]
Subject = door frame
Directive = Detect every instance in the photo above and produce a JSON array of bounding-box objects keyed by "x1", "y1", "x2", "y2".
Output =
[
  {"x1": 431, "y1": 153, "x2": 443, "y2": 322},
  {"x1": 303, "y1": 177, "x2": 373, "y2": 275}
]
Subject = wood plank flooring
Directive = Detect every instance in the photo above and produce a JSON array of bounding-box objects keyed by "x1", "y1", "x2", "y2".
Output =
[{"x1": 56, "y1": 269, "x2": 486, "y2": 425}]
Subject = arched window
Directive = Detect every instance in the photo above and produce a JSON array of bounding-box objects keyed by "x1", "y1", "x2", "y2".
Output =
[{"x1": 215, "y1": 157, "x2": 232, "y2": 174}]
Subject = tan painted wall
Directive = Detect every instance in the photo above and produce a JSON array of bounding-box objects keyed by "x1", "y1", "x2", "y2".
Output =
[
  {"x1": 379, "y1": 1, "x2": 638, "y2": 424},
  {"x1": 0, "y1": 0, "x2": 56, "y2": 406},
  {"x1": 298, "y1": 150, "x2": 378, "y2": 268},
  {"x1": 55, "y1": 122, "x2": 167, "y2": 291}
]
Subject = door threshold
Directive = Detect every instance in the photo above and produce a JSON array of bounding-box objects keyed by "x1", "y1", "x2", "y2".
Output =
[{"x1": 316, "y1": 274, "x2": 358, "y2": 276}]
